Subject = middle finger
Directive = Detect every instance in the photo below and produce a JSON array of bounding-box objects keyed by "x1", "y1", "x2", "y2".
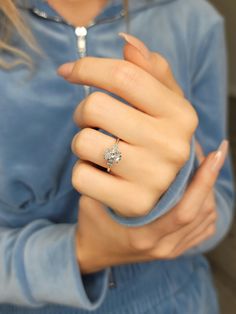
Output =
[
  {"x1": 73, "y1": 91, "x2": 158, "y2": 146},
  {"x1": 71, "y1": 127, "x2": 162, "y2": 186}
]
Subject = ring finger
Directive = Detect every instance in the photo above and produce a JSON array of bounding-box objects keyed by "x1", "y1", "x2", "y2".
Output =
[
  {"x1": 72, "y1": 127, "x2": 160, "y2": 186},
  {"x1": 72, "y1": 127, "x2": 132, "y2": 176}
]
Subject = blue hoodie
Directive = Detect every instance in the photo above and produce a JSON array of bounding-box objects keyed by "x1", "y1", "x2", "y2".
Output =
[{"x1": 0, "y1": 0, "x2": 234, "y2": 313}]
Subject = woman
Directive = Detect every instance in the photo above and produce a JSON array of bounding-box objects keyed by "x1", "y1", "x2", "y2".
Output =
[{"x1": 0, "y1": 0, "x2": 234, "y2": 313}]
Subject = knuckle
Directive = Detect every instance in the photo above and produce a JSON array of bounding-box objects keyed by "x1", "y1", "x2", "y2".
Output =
[
  {"x1": 180, "y1": 103, "x2": 199, "y2": 134},
  {"x1": 71, "y1": 161, "x2": 89, "y2": 192},
  {"x1": 175, "y1": 209, "x2": 194, "y2": 226},
  {"x1": 126, "y1": 192, "x2": 155, "y2": 217},
  {"x1": 78, "y1": 194, "x2": 95, "y2": 211},
  {"x1": 188, "y1": 108, "x2": 199, "y2": 133},
  {"x1": 73, "y1": 101, "x2": 83, "y2": 124},
  {"x1": 151, "y1": 243, "x2": 174, "y2": 259},
  {"x1": 73, "y1": 57, "x2": 88, "y2": 79},
  {"x1": 203, "y1": 204, "x2": 215, "y2": 215},
  {"x1": 126, "y1": 202, "x2": 151, "y2": 218},
  {"x1": 190, "y1": 108, "x2": 199, "y2": 131},
  {"x1": 71, "y1": 133, "x2": 79, "y2": 155},
  {"x1": 153, "y1": 168, "x2": 177, "y2": 196},
  {"x1": 112, "y1": 61, "x2": 138, "y2": 89},
  {"x1": 127, "y1": 229, "x2": 155, "y2": 252},
  {"x1": 84, "y1": 92, "x2": 112, "y2": 126},
  {"x1": 156, "y1": 176, "x2": 172, "y2": 196},
  {"x1": 155, "y1": 54, "x2": 171, "y2": 76},
  {"x1": 86, "y1": 91, "x2": 104, "y2": 107},
  {"x1": 171, "y1": 141, "x2": 191, "y2": 166},
  {"x1": 83, "y1": 92, "x2": 106, "y2": 123},
  {"x1": 72, "y1": 128, "x2": 91, "y2": 159}
]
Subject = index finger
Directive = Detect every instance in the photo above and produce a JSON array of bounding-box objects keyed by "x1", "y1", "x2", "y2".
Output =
[
  {"x1": 57, "y1": 57, "x2": 185, "y2": 118},
  {"x1": 173, "y1": 140, "x2": 228, "y2": 225}
]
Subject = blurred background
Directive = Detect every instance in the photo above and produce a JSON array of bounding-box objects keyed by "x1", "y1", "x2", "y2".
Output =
[{"x1": 208, "y1": 1, "x2": 236, "y2": 313}]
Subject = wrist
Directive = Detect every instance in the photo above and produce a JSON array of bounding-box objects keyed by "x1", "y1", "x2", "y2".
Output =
[
  {"x1": 75, "y1": 231, "x2": 106, "y2": 275},
  {"x1": 75, "y1": 231, "x2": 92, "y2": 274}
]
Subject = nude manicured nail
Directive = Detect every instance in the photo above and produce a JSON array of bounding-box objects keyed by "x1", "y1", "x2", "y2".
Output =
[
  {"x1": 118, "y1": 32, "x2": 150, "y2": 60},
  {"x1": 57, "y1": 62, "x2": 75, "y2": 78},
  {"x1": 211, "y1": 140, "x2": 229, "y2": 172}
]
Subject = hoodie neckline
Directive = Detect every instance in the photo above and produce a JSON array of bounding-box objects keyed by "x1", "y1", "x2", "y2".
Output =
[
  {"x1": 15, "y1": 0, "x2": 176, "y2": 28},
  {"x1": 15, "y1": 0, "x2": 176, "y2": 15}
]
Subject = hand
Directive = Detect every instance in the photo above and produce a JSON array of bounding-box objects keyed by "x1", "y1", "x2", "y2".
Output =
[
  {"x1": 57, "y1": 33, "x2": 198, "y2": 218},
  {"x1": 76, "y1": 139, "x2": 228, "y2": 274}
]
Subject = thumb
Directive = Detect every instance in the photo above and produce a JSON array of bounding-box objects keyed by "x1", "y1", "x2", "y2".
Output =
[
  {"x1": 175, "y1": 140, "x2": 228, "y2": 221},
  {"x1": 119, "y1": 32, "x2": 184, "y2": 97}
]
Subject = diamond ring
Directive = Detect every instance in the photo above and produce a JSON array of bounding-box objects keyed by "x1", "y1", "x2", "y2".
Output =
[{"x1": 104, "y1": 137, "x2": 122, "y2": 173}]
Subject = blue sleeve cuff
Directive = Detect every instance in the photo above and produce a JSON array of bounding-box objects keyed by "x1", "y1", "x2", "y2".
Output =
[
  {"x1": 23, "y1": 221, "x2": 109, "y2": 309},
  {"x1": 70, "y1": 224, "x2": 110, "y2": 310},
  {"x1": 105, "y1": 137, "x2": 196, "y2": 227}
]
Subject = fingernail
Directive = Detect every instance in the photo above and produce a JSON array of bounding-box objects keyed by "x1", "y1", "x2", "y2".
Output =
[
  {"x1": 118, "y1": 32, "x2": 150, "y2": 60},
  {"x1": 57, "y1": 62, "x2": 75, "y2": 78},
  {"x1": 211, "y1": 140, "x2": 229, "y2": 172}
]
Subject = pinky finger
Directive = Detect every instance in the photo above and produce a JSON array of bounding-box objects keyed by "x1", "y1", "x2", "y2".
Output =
[{"x1": 171, "y1": 223, "x2": 216, "y2": 257}]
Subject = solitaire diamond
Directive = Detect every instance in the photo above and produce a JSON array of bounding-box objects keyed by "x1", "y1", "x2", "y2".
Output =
[{"x1": 104, "y1": 143, "x2": 122, "y2": 169}]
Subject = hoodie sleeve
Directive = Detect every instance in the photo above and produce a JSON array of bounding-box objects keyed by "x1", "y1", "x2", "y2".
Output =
[
  {"x1": 0, "y1": 220, "x2": 109, "y2": 309},
  {"x1": 185, "y1": 16, "x2": 235, "y2": 254}
]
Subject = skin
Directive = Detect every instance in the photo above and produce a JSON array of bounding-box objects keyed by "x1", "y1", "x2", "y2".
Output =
[
  {"x1": 59, "y1": 50, "x2": 198, "y2": 218},
  {"x1": 47, "y1": 0, "x2": 108, "y2": 26},
  {"x1": 54, "y1": 1, "x2": 227, "y2": 274},
  {"x1": 75, "y1": 147, "x2": 225, "y2": 274}
]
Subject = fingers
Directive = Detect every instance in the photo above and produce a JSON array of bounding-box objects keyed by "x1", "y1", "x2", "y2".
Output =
[
  {"x1": 173, "y1": 223, "x2": 216, "y2": 257},
  {"x1": 71, "y1": 127, "x2": 151, "y2": 181},
  {"x1": 149, "y1": 140, "x2": 228, "y2": 239},
  {"x1": 72, "y1": 91, "x2": 156, "y2": 145},
  {"x1": 124, "y1": 141, "x2": 227, "y2": 258},
  {"x1": 173, "y1": 140, "x2": 228, "y2": 225},
  {"x1": 71, "y1": 126, "x2": 176, "y2": 190},
  {"x1": 155, "y1": 140, "x2": 227, "y2": 253},
  {"x1": 172, "y1": 207, "x2": 217, "y2": 255},
  {"x1": 71, "y1": 127, "x2": 127, "y2": 173},
  {"x1": 72, "y1": 160, "x2": 155, "y2": 217},
  {"x1": 125, "y1": 190, "x2": 212, "y2": 254},
  {"x1": 72, "y1": 160, "x2": 127, "y2": 215},
  {"x1": 119, "y1": 32, "x2": 184, "y2": 97},
  {"x1": 57, "y1": 56, "x2": 187, "y2": 118}
]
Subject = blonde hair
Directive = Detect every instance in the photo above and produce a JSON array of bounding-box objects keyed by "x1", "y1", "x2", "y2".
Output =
[
  {"x1": 0, "y1": 0, "x2": 40, "y2": 69},
  {"x1": 0, "y1": 0, "x2": 129, "y2": 69}
]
